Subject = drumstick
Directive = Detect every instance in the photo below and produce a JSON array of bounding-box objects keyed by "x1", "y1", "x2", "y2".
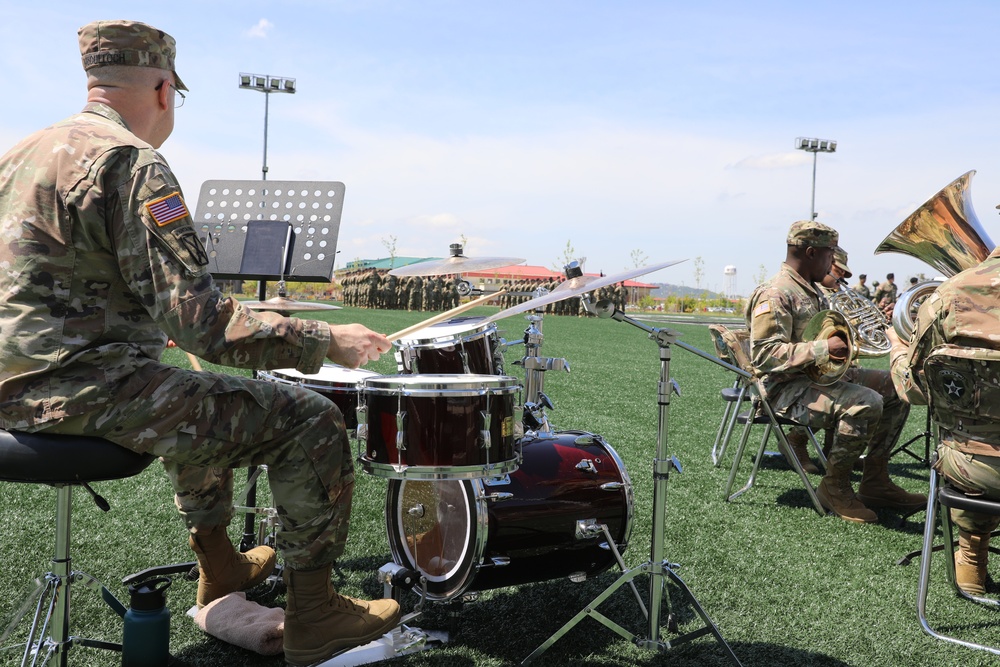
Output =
[
  {"x1": 388, "y1": 288, "x2": 507, "y2": 342},
  {"x1": 185, "y1": 351, "x2": 203, "y2": 372}
]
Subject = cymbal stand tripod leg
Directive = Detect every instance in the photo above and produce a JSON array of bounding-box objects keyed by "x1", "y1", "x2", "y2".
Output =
[{"x1": 522, "y1": 307, "x2": 742, "y2": 666}]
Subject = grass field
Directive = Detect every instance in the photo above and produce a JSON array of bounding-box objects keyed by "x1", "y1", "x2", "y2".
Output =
[{"x1": 1, "y1": 304, "x2": 997, "y2": 667}]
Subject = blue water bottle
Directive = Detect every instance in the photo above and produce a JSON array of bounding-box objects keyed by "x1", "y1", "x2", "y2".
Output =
[{"x1": 122, "y1": 576, "x2": 172, "y2": 667}]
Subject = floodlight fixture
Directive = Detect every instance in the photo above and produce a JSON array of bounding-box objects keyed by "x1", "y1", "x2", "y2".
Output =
[
  {"x1": 238, "y1": 72, "x2": 298, "y2": 181},
  {"x1": 795, "y1": 136, "x2": 838, "y2": 220}
]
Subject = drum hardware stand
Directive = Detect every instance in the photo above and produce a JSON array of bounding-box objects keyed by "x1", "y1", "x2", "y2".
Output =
[
  {"x1": 522, "y1": 300, "x2": 743, "y2": 666},
  {"x1": 890, "y1": 407, "x2": 931, "y2": 466},
  {"x1": 511, "y1": 304, "x2": 570, "y2": 433}
]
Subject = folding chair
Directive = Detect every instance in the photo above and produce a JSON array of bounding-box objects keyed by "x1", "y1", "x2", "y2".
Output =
[
  {"x1": 916, "y1": 345, "x2": 1000, "y2": 655},
  {"x1": 707, "y1": 324, "x2": 752, "y2": 466}
]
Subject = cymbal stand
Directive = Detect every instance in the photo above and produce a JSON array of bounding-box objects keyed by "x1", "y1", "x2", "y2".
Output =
[
  {"x1": 511, "y1": 298, "x2": 570, "y2": 433},
  {"x1": 522, "y1": 301, "x2": 742, "y2": 666}
]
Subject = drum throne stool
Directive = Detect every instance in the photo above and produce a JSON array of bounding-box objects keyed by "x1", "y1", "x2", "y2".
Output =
[{"x1": 0, "y1": 429, "x2": 154, "y2": 666}]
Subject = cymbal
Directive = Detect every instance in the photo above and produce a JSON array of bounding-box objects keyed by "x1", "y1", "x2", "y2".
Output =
[
  {"x1": 242, "y1": 296, "x2": 342, "y2": 313},
  {"x1": 485, "y1": 259, "x2": 686, "y2": 323},
  {"x1": 388, "y1": 245, "x2": 525, "y2": 277},
  {"x1": 550, "y1": 274, "x2": 600, "y2": 294}
]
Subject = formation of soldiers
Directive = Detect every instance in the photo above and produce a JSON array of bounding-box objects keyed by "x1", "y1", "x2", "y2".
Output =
[
  {"x1": 494, "y1": 279, "x2": 629, "y2": 316},
  {"x1": 340, "y1": 269, "x2": 461, "y2": 311},
  {"x1": 339, "y1": 271, "x2": 630, "y2": 315}
]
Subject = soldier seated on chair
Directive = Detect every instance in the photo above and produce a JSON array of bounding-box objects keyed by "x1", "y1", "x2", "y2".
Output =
[
  {"x1": 889, "y1": 244, "x2": 1000, "y2": 595},
  {"x1": 745, "y1": 221, "x2": 923, "y2": 523}
]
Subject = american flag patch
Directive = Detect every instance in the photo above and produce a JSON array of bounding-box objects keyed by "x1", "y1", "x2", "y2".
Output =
[
  {"x1": 753, "y1": 301, "x2": 771, "y2": 317},
  {"x1": 146, "y1": 193, "x2": 189, "y2": 227}
]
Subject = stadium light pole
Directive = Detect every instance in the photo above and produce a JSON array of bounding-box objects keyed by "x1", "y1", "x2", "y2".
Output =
[
  {"x1": 795, "y1": 137, "x2": 837, "y2": 220},
  {"x1": 238, "y1": 73, "x2": 297, "y2": 181}
]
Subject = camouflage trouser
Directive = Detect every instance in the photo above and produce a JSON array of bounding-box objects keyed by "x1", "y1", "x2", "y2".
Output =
[
  {"x1": 768, "y1": 367, "x2": 910, "y2": 472},
  {"x1": 936, "y1": 444, "x2": 1000, "y2": 535},
  {"x1": 30, "y1": 366, "x2": 352, "y2": 570}
]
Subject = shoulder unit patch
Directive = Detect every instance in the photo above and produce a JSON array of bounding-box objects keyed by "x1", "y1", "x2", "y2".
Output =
[{"x1": 146, "y1": 192, "x2": 189, "y2": 227}]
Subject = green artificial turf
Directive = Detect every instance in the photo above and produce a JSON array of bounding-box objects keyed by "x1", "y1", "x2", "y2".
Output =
[{"x1": 1, "y1": 304, "x2": 996, "y2": 666}]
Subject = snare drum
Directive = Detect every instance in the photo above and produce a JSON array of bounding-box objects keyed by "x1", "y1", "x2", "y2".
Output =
[
  {"x1": 259, "y1": 364, "x2": 379, "y2": 432},
  {"x1": 386, "y1": 430, "x2": 633, "y2": 601},
  {"x1": 394, "y1": 317, "x2": 503, "y2": 375},
  {"x1": 358, "y1": 374, "x2": 520, "y2": 480}
]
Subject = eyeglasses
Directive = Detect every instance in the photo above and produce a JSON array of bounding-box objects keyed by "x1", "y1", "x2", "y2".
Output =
[{"x1": 155, "y1": 80, "x2": 186, "y2": 108}]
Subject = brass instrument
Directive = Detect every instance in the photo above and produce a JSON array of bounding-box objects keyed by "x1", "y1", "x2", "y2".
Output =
[
  {"x1": 875, "y1": 170, "x2": 996, "y2": 338},
  {"x1": 827, "y1": 277, "x2": 891, "y2": 357},
  {"x1": 803, "y1": 309, "x2": 856, "y2": 385}
]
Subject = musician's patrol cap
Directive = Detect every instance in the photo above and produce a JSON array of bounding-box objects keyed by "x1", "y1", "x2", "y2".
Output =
[
  {"x1": 786, "y1": 220, "x2": 838, "y2": 249},
  {"x1": 833, "y1": 246, "x2": 853, "y2": 278},
  {"x1": 78, "y1": 20, "x2": 187, "y2": 91}
]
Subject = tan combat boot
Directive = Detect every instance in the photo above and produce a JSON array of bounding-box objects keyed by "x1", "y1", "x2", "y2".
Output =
[
  {"x1": 816, "y1": 462, "x2": 877, "y2": 523},
  {"x1": 190, "y1": 528, "x2": 277, "y2": 608},
  {"x1": 283, "y1": 564, "x2": 401, "y2": 666},
  {"x1": 856, "y1": 456, "x2": 927, "y2": 513},
  {"x1": 955, "y1": 530, "x2": 990, "y2": 596},
  {"x1": 784, "y1": 430, "x2": 820, "y2": 475}
]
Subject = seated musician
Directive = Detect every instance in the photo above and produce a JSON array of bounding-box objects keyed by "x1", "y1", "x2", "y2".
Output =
[
  {"x1": 745, "y1": 221, "x2": 925, "y2": 523},
  {"x1": 0, "y1": 20, "x2": 397, "y2": 665},
  {"x1": 888, "y1": 246, "x2": 1000, "y2": 595},
  {"x1": 785, "y1": 245, "x2": 855, "y2": 474}
]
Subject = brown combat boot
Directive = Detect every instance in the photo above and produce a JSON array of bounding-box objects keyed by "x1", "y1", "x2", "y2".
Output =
[
  {"x1": 283, "y1": 564, "x2": 401, "y2": 666},
  {"x1": 816, "y1": 462, "x2": 877, "y2": 523},
  {"x1": 955, "y1": 530, "x2": 990, "y2": 596},
  {"x1": 856, "y1": 456, "x2": 927, "y2": 513},
  {"x1": 190, "y1": 528, "x2": 277, "y2": 608},
  {"x1": 784, "y1": 430, "x2": 820, "y2": 475}
]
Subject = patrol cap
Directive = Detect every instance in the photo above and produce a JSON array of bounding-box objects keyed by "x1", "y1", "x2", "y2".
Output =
[
  {"x1": 786, "y1": 220, "x2": 839, "y2": 249},
  {"x1": 858, "y1": 273, "x2": 867, "y2": 280},
  {"x1": 833, "y1": 246, "x2": 852, "y2": 278},
  {"x1": 78, "y1": 20, "x2": 187, "y2": 91}
]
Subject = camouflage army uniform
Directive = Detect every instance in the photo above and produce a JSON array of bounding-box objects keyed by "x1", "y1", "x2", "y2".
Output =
[
  {"x1": 852, "y1": 280, "x2": 871, "y2": 300},
  {"x1": 874, "y1": 280, "x2": 897, "y2": 307},
  {"x1": 891, "y1": 247, "x2": 1000, "y2": 534},
  {"x1": 0, "y1": 103, "x2": 352, "y2": 570},
  {"x1": 746, "y1": 263, "x2": 909, "y2": 471}
]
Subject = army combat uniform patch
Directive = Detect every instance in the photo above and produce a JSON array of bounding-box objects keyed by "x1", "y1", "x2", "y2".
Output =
[{"x1": 146, "y1": 193, "x2": 189, "y2": 227}]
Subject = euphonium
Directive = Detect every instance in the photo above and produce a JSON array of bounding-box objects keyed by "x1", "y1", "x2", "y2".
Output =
[
  {"x1": 826, "y1": 278, "x2": 891, "y2": 357},
  {"x1": 875, "y1": 170, "x2": 996, "y2": 338}
]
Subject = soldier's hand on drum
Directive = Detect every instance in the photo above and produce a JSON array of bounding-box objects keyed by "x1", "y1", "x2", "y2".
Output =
[{"x1": 327, "y1": 324, "x2": 391, "y2": 368}]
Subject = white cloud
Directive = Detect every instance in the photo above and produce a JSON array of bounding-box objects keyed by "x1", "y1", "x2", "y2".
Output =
[
  {"x1": 729, "y1": 152, "x2": 810, "y2": 170},
  {"x1": 244, "y1": 19, "x2": 274, "y2": 39}
]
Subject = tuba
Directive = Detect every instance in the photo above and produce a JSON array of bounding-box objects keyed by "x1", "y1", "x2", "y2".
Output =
[{"x1": 875, "y1": 170, "x2": 996, "y2": 338}]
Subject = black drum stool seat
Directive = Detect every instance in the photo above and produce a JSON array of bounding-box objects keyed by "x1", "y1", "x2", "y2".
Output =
[{"x1": 0, "y1": 429, "x2": 154, "y2": 667}]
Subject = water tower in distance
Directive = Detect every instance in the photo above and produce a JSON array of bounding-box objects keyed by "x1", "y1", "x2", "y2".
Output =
[{"x1": 724, "y1": 265, "x2": 737, "y2": 300}]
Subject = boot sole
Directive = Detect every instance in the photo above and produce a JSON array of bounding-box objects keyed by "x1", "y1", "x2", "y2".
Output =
[
  {"x1": 816, "y1": 494, "x2": 877, "y2": 524},
  {"x1": 284, "y1": 608, "x2": 402, "y2": 666}
]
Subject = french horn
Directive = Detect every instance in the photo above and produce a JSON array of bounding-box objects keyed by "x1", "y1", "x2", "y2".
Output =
[
  {"x1": 875, "y1": 170, "x2": 996, "y2": 338},
  {"x1": 803, "y1": 309, "x2": 855, "y2": 386},
  {"x1": 826, "y1": 278, "x2": 891, "y2": 357}
]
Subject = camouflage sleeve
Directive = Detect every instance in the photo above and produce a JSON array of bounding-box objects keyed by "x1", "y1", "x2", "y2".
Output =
[
  {"x1": 890, "y1": 291, "x2": 944, "y2": 406},
  {"x1": 109, "y1": 150, "x2": 329, "y2": 373},
  {"x1": 747, "y1": 286, "x2": 828, "y2": 376}
]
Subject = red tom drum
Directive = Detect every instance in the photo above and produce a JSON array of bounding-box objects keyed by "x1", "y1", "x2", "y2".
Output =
[
  {"x1": 358, "y1": 374, "x2": 521, "y2": 480},
  {"x1": 394, "y1": 317, "x2": 503, "y2": 375}
]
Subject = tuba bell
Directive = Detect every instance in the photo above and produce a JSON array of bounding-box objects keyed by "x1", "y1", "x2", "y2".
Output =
[{"x1": 875, "y1": 170, "x2": 996, "y2": 338}]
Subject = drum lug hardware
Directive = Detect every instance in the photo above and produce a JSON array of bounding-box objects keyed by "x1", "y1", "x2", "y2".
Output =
[
  {"x1": 573, "y1": 433, "x2": 595, "y2": 446},
  {"x1": 407, "y1": 503, "x2": 425, "y2": 518},
  {"x1": 479, "y1": 410, "x2": 492, "y2": 449},
  {"x1": 576, "y1": 518, "x2": 603, "y2": 540},
  {"x1": 395, "y1": 409, "x2": 407, "y2": 451},
  {"x1": 483, "y1": 474, "x2": 511, "y2": 487},
  {"x1": 482, "y1": 492, "x2": 514, "y2": 503},
  {"x1": 486, "y1": 556, "x2": 510, "y2": 568},
  {"x1": 575, "y1": 459, "x2": 598, "y2": 474},
  {"x1": 568, "y1": 572, "x2": 588, "y2": 583},
  {"x1": 600, "y1": 481, "x2": 625, "y2": 491},
  {"x1": 356, "y1": 405, "x2": 368, "y2": 443}
]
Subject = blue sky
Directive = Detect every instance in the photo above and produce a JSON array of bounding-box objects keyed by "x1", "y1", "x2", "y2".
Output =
[{"x1": 3, "y1": 1, "x2": 1000, "y2": 295}]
